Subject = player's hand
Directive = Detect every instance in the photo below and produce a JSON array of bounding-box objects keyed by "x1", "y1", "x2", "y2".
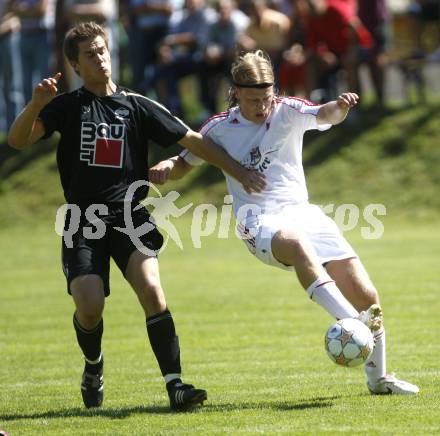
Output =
[
  {"x1": 239, "y1": 168, "x2": 266, "y2": 194},
  {"x1": 337, "y1": 92, "x2": 359, "y2": 109},
  {"x1": 149, "y1": 160, "x2": 173, "y2": 185},
  {"x1": 31, "y1": 72, "x2": 62, "y2": 109}
]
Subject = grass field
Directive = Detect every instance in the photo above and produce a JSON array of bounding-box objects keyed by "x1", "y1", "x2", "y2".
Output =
[{"x1": 1, "y1": 215, "x2": 439, "y2": 435}]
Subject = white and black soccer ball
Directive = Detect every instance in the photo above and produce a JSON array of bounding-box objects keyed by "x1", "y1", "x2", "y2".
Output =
[{"x1": 325, "y1": 318, "x2": 375, "y2": 367}]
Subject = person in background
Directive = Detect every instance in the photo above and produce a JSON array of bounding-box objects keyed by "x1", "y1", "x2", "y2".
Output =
[
  {"x1": 10, "y1": 0, "x2": 55, "y2": 104},
  {"x1": 358, "y1": 0, "x2": 391, "y2": 107},
  {"x1": 239, "y1": 0, "x2": 291, "y2": 73},
  {"x1": 297, "y1": 0, "x2": 373, "y2": 101},
  {"x1": 127, "y1": 0, "x2": 174, "y2": 93},
  {"x1": 0, "y1": 1, "x2": 23, "y2": 134},
  {"x1": 202, "y1": 0, "x2": 243, "y2": 114},
  {"x1": 153, "y1": 0, "x2": 214, "y2": 118}
]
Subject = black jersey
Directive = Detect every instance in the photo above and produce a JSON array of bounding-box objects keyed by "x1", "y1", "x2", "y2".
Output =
[{"x1": 39, "y1": 86, "x2": 188, "y2": 205}]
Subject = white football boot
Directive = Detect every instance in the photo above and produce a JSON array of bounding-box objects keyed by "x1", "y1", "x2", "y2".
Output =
[
  {"x1": 357, "y1": 304, "x2": 383, "y2": 332},
  {"x1": 367, "y1": 373, "x2": 420, "y2": 395}
]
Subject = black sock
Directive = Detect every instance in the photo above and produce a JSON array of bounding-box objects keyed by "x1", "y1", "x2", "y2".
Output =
[
  {"x1": 73, "y1": 313, "x2": 103, "y2": 374},
  {"x1": 146, "y1": 309, "x2": 181, "y2": 378}
]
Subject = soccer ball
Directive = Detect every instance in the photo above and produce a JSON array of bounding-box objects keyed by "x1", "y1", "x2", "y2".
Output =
[{"x1": 325, "y1": 318, "x2": 375, "y2": 367}]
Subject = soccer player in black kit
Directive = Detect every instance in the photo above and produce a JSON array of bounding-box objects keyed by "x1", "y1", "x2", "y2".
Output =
[{"x1": 8, "y1": 22, "x2": 265, "y2": 411}]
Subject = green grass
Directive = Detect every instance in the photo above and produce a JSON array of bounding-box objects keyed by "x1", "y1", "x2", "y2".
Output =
[
  {"x1": 1, "y1": 103, "x2": 440, "y2": 227},
  {"x1": 0, "y1": 217, "x2": 439, "y2": 435},
  {"x1": 1, "y1": 99, "x2": 439, "y2": 433}
]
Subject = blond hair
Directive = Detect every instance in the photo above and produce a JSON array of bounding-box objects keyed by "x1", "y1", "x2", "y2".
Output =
[{"x1": 228, "y1": 50, "x2": 275, "y2": 108}]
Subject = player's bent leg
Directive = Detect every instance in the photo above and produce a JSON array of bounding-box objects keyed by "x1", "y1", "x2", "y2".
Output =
[
  {"x1": 325, "y1": 258, "x2": 383, "y2": 330},
  {"x1": 325, "y1": 258, "x2": 379, "y2": 311},
  {"x1": 71, "y1": 275, "x2": 106, "y2": 408},
  {"x1": 125, "y1": 250, "x2": 207, "y2": 411},
  {"x1": 271, "y1": 230, "x2": 358, "y2": 319},
  {"x1": 326, "y1": 258, "x2": 419, "y2": 394},
  {"x1": 271, "y1": 229, "x2": 324, "y2": 289}
]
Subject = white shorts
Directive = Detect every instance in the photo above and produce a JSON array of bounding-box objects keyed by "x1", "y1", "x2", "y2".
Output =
[{"x1": 236, "y1": 203, "x2": 357, "y2": 271}]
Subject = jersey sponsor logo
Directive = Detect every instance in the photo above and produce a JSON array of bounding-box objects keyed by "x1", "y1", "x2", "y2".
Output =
[{"x1": 80, "y1": 122, "x2": 125, "y2": 168}]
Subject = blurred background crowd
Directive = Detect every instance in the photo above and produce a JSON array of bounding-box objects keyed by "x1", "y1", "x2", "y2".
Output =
[{"x1": 1, "y1": 0, "x2": 440, "y2": 132}]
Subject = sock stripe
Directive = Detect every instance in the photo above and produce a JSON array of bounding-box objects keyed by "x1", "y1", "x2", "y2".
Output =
[
  {"x1": 84, "y1": 352, "x2": 103, "y2": 365},
  {"x1": 147, "y1": 313, "x2": 172, "y2": 326},
  {"x1": 164, "y1": 373, "x2": 181, "y2": 383},
  {"x1": 73, "y1": 315, "x2": 103, "y2": 334},
  {"x1": 315, "y1": 280, "x2": 335, "y2": 288},
  {"x1": 374, "y1": 327, "x2": 385, "y2": 339}
]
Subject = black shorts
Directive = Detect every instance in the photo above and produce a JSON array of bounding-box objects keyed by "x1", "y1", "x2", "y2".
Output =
[{"x1": 62, "y1": 204, "x2": 163, "y2": 296}]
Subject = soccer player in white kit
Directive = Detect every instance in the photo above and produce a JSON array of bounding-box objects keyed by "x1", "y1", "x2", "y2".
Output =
[{"x1": 149, "y1": 50, "x2": 419, "y2": 395}]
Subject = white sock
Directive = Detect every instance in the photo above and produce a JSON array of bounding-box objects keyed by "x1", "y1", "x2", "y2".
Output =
[
  {"x1": 364, "y1": 327, "x2": 386, "y2": 383},
  {"x1": 306, "y1": 275, "x2": 359, "y2": 319},
  {"x1": 164, "y1": 373, "x2": 181, "y2": 384}
]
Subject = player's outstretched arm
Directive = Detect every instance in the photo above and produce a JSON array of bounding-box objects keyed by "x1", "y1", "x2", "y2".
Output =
[
  {"x1": 149, "y1": 156, "x2": 193, "y2": 184},
  {"x1": 179, "y1": 130, "x2": 266, "y2": 194},
  {"x1": 8, "y1": 72, "x2": 62, "y2": 150},
  {"x1": 317, "y1": 92, "x2": 359, "y2": 126}
]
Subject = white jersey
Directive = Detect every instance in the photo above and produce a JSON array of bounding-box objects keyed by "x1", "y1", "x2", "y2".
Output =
[{"x1": 181, "y1": 96, "x2": 331, "y2": 218}]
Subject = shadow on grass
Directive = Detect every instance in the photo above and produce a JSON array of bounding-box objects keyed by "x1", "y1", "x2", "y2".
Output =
[
  {"x1": 0, "y1": 396, "x2": 339, "y2": 421},
  {"x1": 0, "y1": 138, "x2": 56, "y2": 179},
  {"x1": 0, "y1": 405, "x2": 173, "y2": 421},
  {"x1": 206, "y1": 395, "x2": 339, "y2": 412}
]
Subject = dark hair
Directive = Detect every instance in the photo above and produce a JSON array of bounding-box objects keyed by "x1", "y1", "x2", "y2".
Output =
[{"x1": 63, "y1": 21, "x2": 108, "y2": 62}]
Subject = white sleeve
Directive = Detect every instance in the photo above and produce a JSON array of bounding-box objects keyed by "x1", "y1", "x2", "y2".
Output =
[
  {"x1": 180, "y1": 112, "x2": 228, "y2": 166},
  {"x1": 179, "y1": 149, "x2": 205, "y2": 166},
  {"x1": 282, "y1": 97, "x2": 331, "y2": 132}
]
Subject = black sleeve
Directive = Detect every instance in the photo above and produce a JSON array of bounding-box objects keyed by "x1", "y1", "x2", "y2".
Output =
[
  {"x1": 137, "y1": 97, "x2": 189, "y2": 148},
  {"x1": 38, "y1": 93, "x2": 69, "y2": 139}
]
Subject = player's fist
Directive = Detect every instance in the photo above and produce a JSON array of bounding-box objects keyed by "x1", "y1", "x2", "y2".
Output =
[
  {"x1": 240, "y1": 168, "x2": 266, "y2": 194},
  {"x1": 337, "y1": 92, "x2": 359, "y2": 109},
  {"x1": 31, "y1": 72, "x2": 62, "y2": 109},
  {"x1": 149, "y1": 160, "x2": 173, "y2": 184}
]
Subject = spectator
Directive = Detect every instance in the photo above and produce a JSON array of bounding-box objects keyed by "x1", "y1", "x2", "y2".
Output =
[
  {"x1": 358, "y1": 0, "x2": 391, "y2": 107},
  {"x1": 0, "y1": 1, "x2": 23, "y2": 133},
  {"x1": 128, "y1": 0, "x2": 174, "y2": 93},
  {"x1": 408, "y1": 0, "x2": 440, "y2": 60},
  {"x1": 298, "y1": 0, "x2": 373, "y2": 100},
  {"x1": 202, "y1": 0, "x2": 243, "y2": 113},
  {"x1": 153, "y1": 0, "x2": 214, "y2": 118},
  {"x1": 239, "y1": 0, "x2": 291, "y2": 71},
  {"x1": 10, "y1": 0, "x2": 55, "y2": 104},
  {"x1": 278, "y1": 0, "x2": 308, "y2": 96}
]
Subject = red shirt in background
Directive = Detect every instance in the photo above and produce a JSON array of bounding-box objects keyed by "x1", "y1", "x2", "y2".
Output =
[{"x1": 306, "y1": 1, "x2": 373, "y2": 56}]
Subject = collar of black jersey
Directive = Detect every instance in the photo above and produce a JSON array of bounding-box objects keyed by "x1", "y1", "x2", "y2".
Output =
[
  {"x1": 232, "y1": 82, "x2": 274, "y2": 89},
  {"x1": 80, "y1": 85, "x2": 123, "y2": 97}
]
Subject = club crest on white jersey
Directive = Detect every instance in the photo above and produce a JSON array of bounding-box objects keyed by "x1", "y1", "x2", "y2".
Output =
[
  {"x1": 242, "y1": 145, "x2": 276, "y2": 173},
  {"x1": 80, "y1": 122, "x2": 125, "y2": 168}
]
